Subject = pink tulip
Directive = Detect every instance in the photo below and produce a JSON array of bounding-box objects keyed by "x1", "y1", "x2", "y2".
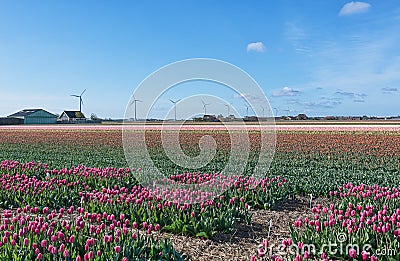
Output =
[
  {"x1": 294, "y1": 255, "x2": 303, "y2": 261},
  {"x1": 349, "y1": 248, "x2": 357, "y2": 259},
  {"x1": 263, "y1": 239, "x2": 269, "y2": 248},
  {"x1": 257, "y1": 248, "x2": 265, "y2": 257},
  {"x1": 361, "y1": 251, "x2": 369, "y2": 260},
  {"x1": 59, "y1": 243, "x2": 65, "y2": 253}
]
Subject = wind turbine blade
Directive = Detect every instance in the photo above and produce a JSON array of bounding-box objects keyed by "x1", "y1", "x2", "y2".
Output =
[
  {"x1": 81, "y1": 89, "x2": 87, "y2": 96},
  {"x1": 71, "y1": 95, "x2": 80, "y2": 97},
  {"x1": 137, "y1": 100, "x2": 143, "y2": 102},
  {"x1": 169, "y1": 99, "x2": 175, "y2": 104},
  {"x1": 201, "y1": 99, "x2": 205, "y2": 105}
]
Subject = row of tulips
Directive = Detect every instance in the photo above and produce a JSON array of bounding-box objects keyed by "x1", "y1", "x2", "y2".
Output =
[
  {"x1": 0, "y1": 160, "x2": 139, "y2": 209},
  {"x1": 0, "y1": 160, "x2": 292, "y2": 240},
  {"x1": 81, "y1": 175, "x2": 291, "y2": 238},
  {"x1": 0, "y1": 206, "x2": 185, "y2": 260},
  {"x1": 253, "y1": 183, "x2": 400, "y2": 260}
]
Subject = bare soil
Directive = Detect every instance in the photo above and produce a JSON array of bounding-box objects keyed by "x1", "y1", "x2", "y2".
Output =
[{"x1": 161, "y1": 196, "x2": 332, "y2": 261}]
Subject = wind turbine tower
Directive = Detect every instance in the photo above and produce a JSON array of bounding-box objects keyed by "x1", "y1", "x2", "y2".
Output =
[
  {"x1": 130, "y1": 95, "x2": 142, "y2": 121},
  {"x1": 244, "y1": 104, "x2": 249, "y2": 117},
  {"x1": 225, "y1": 104, "x2": 230, "y2": 116},
  {"x1": 169, "y1": 99, "x2": 181, "y2": 121},
  {"x1": 70, "y1": 89, "x2": 86, "y2": 112},
  {"x1": 202, "y1": 100, "x2": 210, "y2": 115}
]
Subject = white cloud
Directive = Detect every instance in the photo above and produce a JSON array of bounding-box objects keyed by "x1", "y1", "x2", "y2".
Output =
[
  {"x1": 286, "y1": 97, "x2": 343, "y2": 109},
  {"x1": 272, "y1": 87, "x2": 301, "y2": 97},
  {"x1": 246, "y1": 42, "x2": 266, "y2": 52},
  {"x1": 335, "y1": 90, "x2": 367, "y2": 99},
  {"x1": 382, "y1": 87, "x2": 398, "y2": 94},
  {"x1": 304, "y1": 100, "x2": 342, "y2": 109},
  {"x1": 339, "y1": 2, "x2": 371, "y2": 16},
  {"x1": 233, "y1": 92, "x2": 265, "y2": 103},
  {"x1": 284, "y1": 22, "x2": 307, "y2": 42},
  {"x1": 284, "y1": 22, "x2": 311, "y2": 54}
]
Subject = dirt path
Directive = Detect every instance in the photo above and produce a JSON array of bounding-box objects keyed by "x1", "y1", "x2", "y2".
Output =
[{"x1": 163, "y1": 196, "x2": 332, "y2": 260}]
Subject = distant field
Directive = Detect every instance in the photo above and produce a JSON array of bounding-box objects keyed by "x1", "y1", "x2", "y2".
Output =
[
  {"x1": 1, "y1": 123, "x2": 400, "y2": 131},
  {"x1": 105, "y1": 120, "x2": 400, "y2": 126}
]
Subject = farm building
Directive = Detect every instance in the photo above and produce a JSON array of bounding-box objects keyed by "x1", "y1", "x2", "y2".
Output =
[
  {"x1": 58, "y1": 111, "x2": 86, "y2": 123},
  {"x1": 7, "y1": 109, "x2": 58, "y2": 124},
  {"x1": 0, "y1": 117, "x2": 24, "y2": 125}
]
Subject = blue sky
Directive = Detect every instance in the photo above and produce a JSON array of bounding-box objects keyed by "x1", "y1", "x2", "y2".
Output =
[{"x1": 0, "y1": 1, "x2": 399, "y2": 118}]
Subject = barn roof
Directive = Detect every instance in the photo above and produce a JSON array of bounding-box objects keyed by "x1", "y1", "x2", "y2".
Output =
[
  {"x1": 61, "y1": 111, "x2": 86, "y2": 119},
  {"x1": 8, "y1": 109, "x2": 44, "y2": 118}
]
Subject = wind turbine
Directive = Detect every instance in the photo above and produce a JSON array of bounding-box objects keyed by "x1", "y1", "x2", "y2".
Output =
[
  {"x1": 130, "y1": 95, "x2": 142, "y2": 121},
  {"x1": 261, "y1": 106, "x2": 265, "y2": 118},
  {"x1": 70, "y1": 89, "x2": 86, "y2": 112},
  {"x1": 225, "y1": 104, "x2": 230, "y2": 116},
  {"x1": 169, "y1": 99, "x2": 181, "y2": 121},
  {"x1": 273, "y1": 107, "x2": 278, "y2": 117},
  {"x1": 202, "y1": 100, "x2": 210, "y2": 115},
  {"x1": 244, "y1": 104, "x2": 249, "y2": 117}
]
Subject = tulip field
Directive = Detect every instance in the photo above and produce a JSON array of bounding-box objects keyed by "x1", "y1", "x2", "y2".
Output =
[{"x1": 0, "y1": 125, "x2": 399, "y2": 260}]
